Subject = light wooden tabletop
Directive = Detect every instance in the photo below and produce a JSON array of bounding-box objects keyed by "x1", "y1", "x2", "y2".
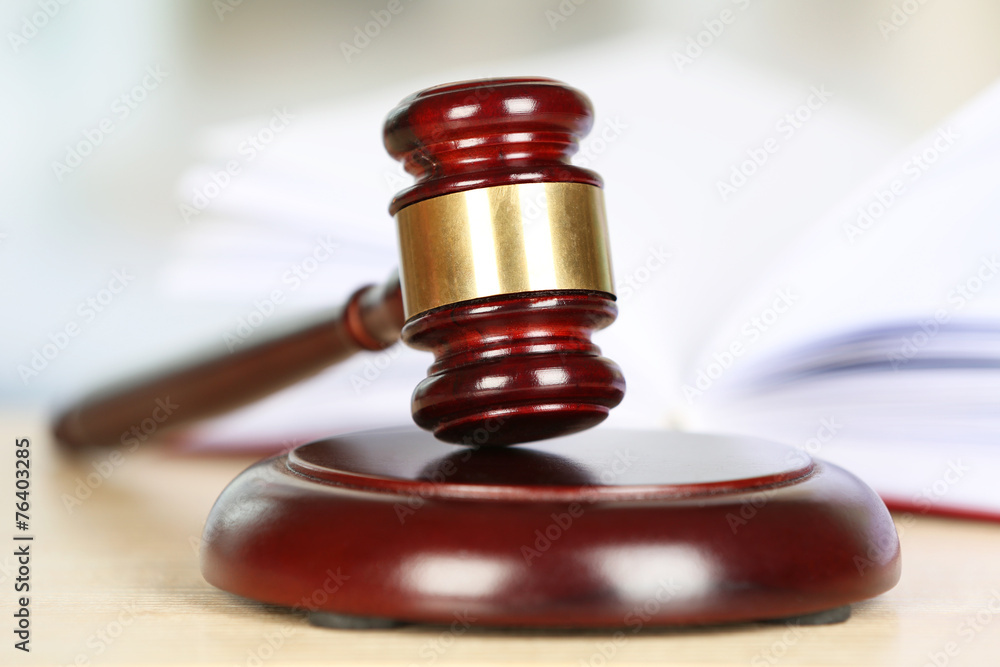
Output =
[{"x1": 3, "y1": 412, "x2": 999, "y2": 667}]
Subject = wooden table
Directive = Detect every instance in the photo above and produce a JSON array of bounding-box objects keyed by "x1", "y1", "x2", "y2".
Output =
[{"x1": 4, "y1": 412, "x2": 999, "y2": 666}]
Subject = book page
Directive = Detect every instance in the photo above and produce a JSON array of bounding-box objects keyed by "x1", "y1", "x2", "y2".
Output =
[{"x1": 685, "y1": 79, "x2": 1000, "y2": 518}]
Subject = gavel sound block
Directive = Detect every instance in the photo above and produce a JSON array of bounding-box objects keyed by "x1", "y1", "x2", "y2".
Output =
[{"x1": 55, "y1": 78, "x2": 900, "y2": 628}]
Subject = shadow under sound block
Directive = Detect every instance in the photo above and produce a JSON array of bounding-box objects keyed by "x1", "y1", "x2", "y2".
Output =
[{"x1": 200, "y1": 428, "x2": 900, "y2": 629}]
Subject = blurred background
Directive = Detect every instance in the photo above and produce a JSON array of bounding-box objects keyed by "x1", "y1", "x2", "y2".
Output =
[{"x1": 4, "y1": 0, "x2": 1000, "y2": 427}]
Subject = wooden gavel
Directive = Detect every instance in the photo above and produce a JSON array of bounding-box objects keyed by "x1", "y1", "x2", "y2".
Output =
[{"x1": 53, "y1": 77, "x2": 627, "y2": 450}]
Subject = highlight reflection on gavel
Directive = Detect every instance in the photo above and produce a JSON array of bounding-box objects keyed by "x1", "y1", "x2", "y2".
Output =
[{"x1": 54, "y1": 77, "x2": 626, "y2": 450}]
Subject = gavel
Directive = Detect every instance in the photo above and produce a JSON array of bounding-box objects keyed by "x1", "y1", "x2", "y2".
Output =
[
  {"x1": 53, "y1": 77, "x2": 626, "y2": 449},
  {"x1": 56, "y1": 77, "x2": 900, "y2": 628}
]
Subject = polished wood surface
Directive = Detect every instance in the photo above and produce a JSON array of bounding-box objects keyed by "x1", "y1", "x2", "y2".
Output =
[
  {"x1": 383, "y1": 77, "x2": 603, "y2": 215},
  {"x1": 51, "y1": 79, "x2": 630, "y2": 450},
  {"x1": 386, "y1": 78, "x2": 625, "y2": 445},
  {"x1": 402, "y1": 292, "x2": 625, "y2": 445},
  {"x1": 52, "y1": 274, "x2": 404, "y2": 449},
  {"x1": 8, "y1": 413, "x2": 999, "y2": 666},
  {"x1": 201, "y1": 428, "x2": 899, "y2": 627}
]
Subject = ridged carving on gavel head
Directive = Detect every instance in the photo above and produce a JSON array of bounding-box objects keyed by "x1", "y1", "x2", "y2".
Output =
[{"x1": 383, "y1": 78, "x2": 625, "y2": 446}]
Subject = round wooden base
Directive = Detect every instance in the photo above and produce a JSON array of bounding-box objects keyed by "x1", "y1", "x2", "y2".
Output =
[{"x1": 200, "y1": 428, "x2": 900, "y2": 628}]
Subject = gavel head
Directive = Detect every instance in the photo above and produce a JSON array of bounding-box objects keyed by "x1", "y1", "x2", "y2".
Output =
[{"x1": 383, "y1": 77, "x2": 625, "y2": 446}]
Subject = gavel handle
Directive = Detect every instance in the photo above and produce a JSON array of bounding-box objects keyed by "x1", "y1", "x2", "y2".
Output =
[{"x1": 53, "y1": 273, "x2": 405, "y2": 450}]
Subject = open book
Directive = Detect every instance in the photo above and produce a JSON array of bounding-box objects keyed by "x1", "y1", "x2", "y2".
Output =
[{"x1": 161, "y1": 38, "x2": 1000, "y2": 521}]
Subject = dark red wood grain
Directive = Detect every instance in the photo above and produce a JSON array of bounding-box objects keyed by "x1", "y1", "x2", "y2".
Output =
[
  {"x1": 383, "y1": 77, "x2": 602, "y2": 215},
  {"x1": 201, "y1": 428, "x2": 901, "y2": 627},
  {"x1": 52, "y1": 276, "x2": 404, "y2": 450},
  {"x1": 197, "y1": 78, "x2": 901, "y2": 628},
  {"x1": 52, "y1": 78, "x2": 628, "y2": 449},
  {"x1": 385, "y1": 78, "x2": 625, "y2": 445},
  {"x1": 401, "y1": 290, "x2": 625, "y2": 445}
]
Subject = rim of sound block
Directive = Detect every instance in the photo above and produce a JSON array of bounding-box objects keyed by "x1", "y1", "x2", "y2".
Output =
[{"x1": 201, "y1": 428, "x2": 900, "y2": 628}]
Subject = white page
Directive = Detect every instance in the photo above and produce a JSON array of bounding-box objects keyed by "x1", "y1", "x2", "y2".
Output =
[
  {"x1": 686, "y1": 78, "x2": 1000, "y2": 403},
  {"x1": 683, "y1": 79, "x2": 1000, "y2": 517}
]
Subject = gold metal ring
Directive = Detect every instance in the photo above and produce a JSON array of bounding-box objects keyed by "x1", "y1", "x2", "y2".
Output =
[{"x1": 395, "y1": 182, "x2": 615, "y2": 318}]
